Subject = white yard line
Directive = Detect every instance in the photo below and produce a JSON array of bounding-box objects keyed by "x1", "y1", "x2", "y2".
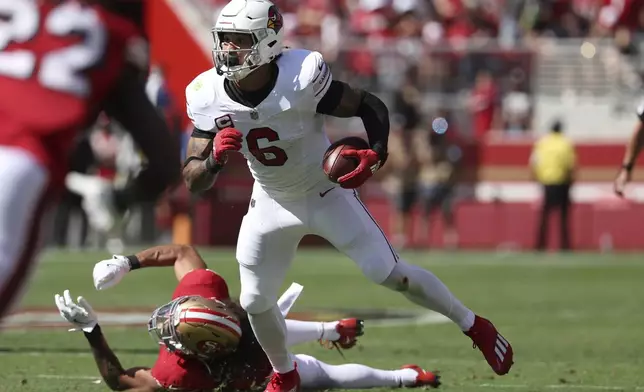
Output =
[
  {"x1": 36, "y1": 374, "x2": 100, "y2": 381},
  {"x1": 0, "y1": 351, "x2": 92, "y2": 357},
  {"x1": 2, "y1": 308, "x2": 450, "y2": 329}
]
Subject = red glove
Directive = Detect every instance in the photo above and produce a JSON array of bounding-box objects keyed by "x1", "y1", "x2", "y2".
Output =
[
  {"x1": 337, "y1": 148, "x2": 381, "y2": 189},
  {"x1": 213, "y1": 128, "x2": 243, "y2": 164}
]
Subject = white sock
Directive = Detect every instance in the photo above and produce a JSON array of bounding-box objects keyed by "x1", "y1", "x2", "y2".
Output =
[
  {"x1": 295, "y1": 354, "x2": 418, "y2": 389},
  {"x1": 320, "y1": 321, "x2": 341, "y2": 341},
  {"x1": 285, "y1": 320, "x2": 340, "y2": 347},
  {"x1": 247, "y1": 305, "x2": 294, "y2": 374},
  {"x1": 391, "y1": 261, "x2": 475, "y2": 331}
]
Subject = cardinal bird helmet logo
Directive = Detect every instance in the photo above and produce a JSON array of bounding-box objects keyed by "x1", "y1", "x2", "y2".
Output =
[{"x1": 267, "y1": 5, "x2": 283, "y2": 33}]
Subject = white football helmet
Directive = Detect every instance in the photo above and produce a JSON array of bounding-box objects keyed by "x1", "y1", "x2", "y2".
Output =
[{"x1": 212, "y1": 0, "x2": 285, "y2": 81}]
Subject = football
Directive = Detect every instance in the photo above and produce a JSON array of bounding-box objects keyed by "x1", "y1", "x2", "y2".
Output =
[{"x1": 322, "y1": 137, "x2": 369, "y2": 183}]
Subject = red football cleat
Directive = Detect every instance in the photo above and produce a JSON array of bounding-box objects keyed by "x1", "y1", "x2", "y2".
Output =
[
  {"x1": 265, "y1": 368, "x2": 301, "y2": 392},
  {"x1": 401, "y1": 365, "x2": 441, "y2": 388},
  {"x1": 464, "y1": 315, "x2": 514, "y2": 375},
  {"x1": 320, "y1": 318, "x2": 364, "y2": 350}
]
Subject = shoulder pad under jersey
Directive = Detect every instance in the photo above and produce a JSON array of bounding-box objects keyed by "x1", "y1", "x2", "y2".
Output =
[
  {"x1": 186, "y1": 69, "x2": 219, "y2": 131},
  {"x1": 278, "y1": 49, "x2": 332, "y2": 105},
  {"x1": 300, "y1": 50, "x2": 332, "y2": 98}
]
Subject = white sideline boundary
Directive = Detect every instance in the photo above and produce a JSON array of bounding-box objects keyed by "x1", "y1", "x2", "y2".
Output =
[{"x1": 36, "y1": 374, "x2": 100, "y2": 381}]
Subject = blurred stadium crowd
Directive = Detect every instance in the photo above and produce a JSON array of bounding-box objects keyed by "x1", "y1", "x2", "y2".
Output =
[{"x1": 182, "y1": 0, "x2": 644, "y2": 139}]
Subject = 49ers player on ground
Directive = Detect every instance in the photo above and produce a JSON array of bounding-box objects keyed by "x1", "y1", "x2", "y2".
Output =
[
  {"x1": 0, "y1": 0, "x2": 179, "y2": 320},
  {"x1": 54, "y1": 244, "x2": 440, "y2": 391},
  {"x1": 182, "y1": 0, "x2": 513, "y2": 389}
]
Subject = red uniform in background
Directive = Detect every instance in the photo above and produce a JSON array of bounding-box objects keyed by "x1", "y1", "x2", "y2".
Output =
[{"x1": 0, "y1": 0, "x2": 147, "y2": 319}]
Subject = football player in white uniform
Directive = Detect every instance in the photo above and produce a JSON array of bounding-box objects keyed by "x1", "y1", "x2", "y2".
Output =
[{"x1": 182, "y1": 1, "x2": 514, "y2": 391}]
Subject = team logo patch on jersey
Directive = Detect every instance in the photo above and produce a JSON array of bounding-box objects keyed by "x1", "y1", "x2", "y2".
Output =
[
  {"x1": 191, "y1": 79, "x2": 204, "y2": 91},
  {"x1": 267, "y1": 6, "x2": 283, "y2": 33}
]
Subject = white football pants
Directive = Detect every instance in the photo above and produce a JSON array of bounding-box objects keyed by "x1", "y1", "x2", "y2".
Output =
[
  {"x1": 238, "y1": 183, "x2": 398, "y2": 315},
  {"x1": 285, "y1": 319, "x2": 418, "y2": 388},
  {"x1": 295, "y1": 354, "x2": 418, "y2": 389},
  {"x1": 0, "y1": 146, "x2": 49, "y2": 320},
  {"x1": 238, "y1": 182, "x2": 474, "y2": 373}
]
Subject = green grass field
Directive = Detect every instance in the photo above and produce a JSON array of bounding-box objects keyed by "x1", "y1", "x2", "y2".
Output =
[{"x1": 1, "y1": 248, "x2": 644, "y2": 392}]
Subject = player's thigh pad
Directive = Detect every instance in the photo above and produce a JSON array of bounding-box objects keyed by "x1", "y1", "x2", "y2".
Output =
[
  {"x1": 236, "y1": 187, "x2": 308, "y2": 313},
  {"x1": 236, "y1": 188, "x2": 307, "y2": 267},
  {"x1": 0, "y1": 147, "x2": 48, "y2": 315},
  {"x1": 310, "y1": 189, "x2": 398, "y2": 284}
]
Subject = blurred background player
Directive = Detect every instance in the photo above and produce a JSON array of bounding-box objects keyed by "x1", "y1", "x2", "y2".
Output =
[
  {"x1": 386, "y1": 65, "x2": 423, "y2": 249},
  {"x1": 387, "y1": 72, "x2": 461, "y2": 250},
  {"x1": 0, "y1": 0, "x2": 180, "y2": 321},
  {"x1": 60, "y1": 113, "x2": 144, "y2": 251},
  {"x1": 530, "y1": 120, "x2": 576, "y2": 252},
  {"x1": 415, "y1": 129, "x2": 461, "y2": 249},
  {"x1": 52, "y1": 244, "x2": 441, "y2": 391}
]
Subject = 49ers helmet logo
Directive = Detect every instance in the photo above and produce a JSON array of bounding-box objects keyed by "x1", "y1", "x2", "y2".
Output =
[
  {"x1": 267, "y1": 6, "x2": 283, "y2": 33},
  {"x1": 198, "y1": 340, "x2": 223, "y2": 354}
]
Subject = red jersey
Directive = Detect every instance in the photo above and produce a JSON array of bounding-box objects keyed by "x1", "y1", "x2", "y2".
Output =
[
  {"x1": 150, "y1": 269, "x2": 272, "y2": 392},
  {"x1": 0, "y1": 1, "x2": 143, "y2": 185},
  {"x1": 150, "y1": 269, "x2": 230, "y2": 391}
]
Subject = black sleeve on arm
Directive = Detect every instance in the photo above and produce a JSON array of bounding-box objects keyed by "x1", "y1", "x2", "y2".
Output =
[
  {"x1": 316, "y1": 80, "x2": 344, "y2": 114},
  {"x1": 191, "y1": 127, "x2": 215, "y2": 139},
  {"x1": 357, "y1": 91, "x2": 390, "y2": 160},
  {"x1": 317, "y1": 81, "x2": 390, "y2": 162},
  {"x1": 103, "y1": 65, "x2": 181, "y2": 211}
]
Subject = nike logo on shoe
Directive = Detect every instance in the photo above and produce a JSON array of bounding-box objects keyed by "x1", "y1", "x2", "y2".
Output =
[{"x1": 319, "y1": 187, "x2": 335, "y2": 197}]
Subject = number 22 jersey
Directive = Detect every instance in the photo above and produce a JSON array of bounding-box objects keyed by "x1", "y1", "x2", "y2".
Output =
[{"x1": 0, "y1": 1, "x2": 143, "y2": 185}]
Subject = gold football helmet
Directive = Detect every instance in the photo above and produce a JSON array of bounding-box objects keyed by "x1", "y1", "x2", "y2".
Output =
[{"x1": 148, "y1": 295, "x2": 242, "y2": 359}]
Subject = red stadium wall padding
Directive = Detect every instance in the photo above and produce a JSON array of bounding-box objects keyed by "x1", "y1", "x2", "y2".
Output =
[
  {"x1": 201, "y1": 194, "x2": 644, "y2": 250},
  {"x1": 147, "y1": 0, "x2": 211, "y2": 129},
  {"x1": 362, "y1": 199, "x2": 644, "y2": 251},
  {"x1": 475, "y1": 140, "x2": 644, "y2": 168}
]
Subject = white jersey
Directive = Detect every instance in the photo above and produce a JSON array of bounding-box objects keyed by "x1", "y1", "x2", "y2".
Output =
[{"x1": 186, "y1": 49, "x2": 335, "y2": 200}]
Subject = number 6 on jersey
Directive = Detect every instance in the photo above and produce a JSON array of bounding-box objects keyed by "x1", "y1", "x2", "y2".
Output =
[{"x1": 247, "y1": 128, "x2": 288, "y2": 167}]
